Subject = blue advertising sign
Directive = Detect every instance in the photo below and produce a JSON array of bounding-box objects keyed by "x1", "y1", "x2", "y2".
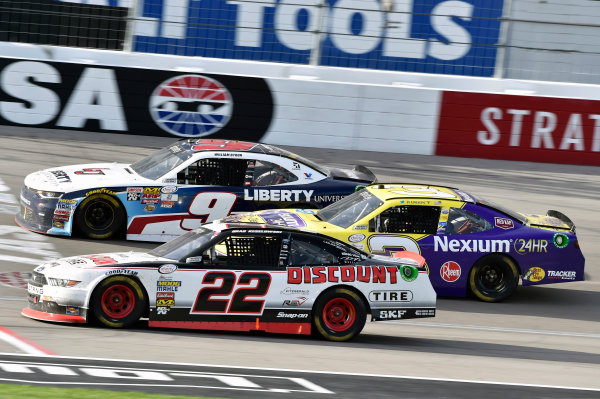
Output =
[{"x1": 58, "y1": 0, "x2": 504, "y2": 76}]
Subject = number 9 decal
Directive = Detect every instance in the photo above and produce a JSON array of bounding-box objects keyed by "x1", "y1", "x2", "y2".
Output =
[{"x1": 181, "y1": 192, "x2": 237, "y2": 230}]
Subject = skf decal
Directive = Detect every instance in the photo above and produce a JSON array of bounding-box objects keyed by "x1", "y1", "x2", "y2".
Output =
[
  {"x1": 524, "y1": 267, "x2": 545, "y2": 282},
  {"x1": 378, "y1": 310, "x2": 407, "y2": 319},
  {"x1": 440, "y1": 261, "x2": 461, "y2": 282},
  {"x1": 287, "y1": 266, "x2": 399, "y2": 284}
]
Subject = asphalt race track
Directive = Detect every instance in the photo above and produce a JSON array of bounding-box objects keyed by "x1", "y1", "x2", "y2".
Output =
[{"x1": 0, "y1": 126, "x2": 598, "y2": 398}]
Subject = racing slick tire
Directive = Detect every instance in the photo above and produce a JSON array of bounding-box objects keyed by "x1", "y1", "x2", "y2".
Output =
[
  {"x1": 313, "y1": 287, "x2": 366, "y2": 341},
  {"x1": 468, "y1": 255, "x2": 519, "y2": 302},
  {"x1": 91, "y1": 276, "x2": 147, "y2": 328},
  {"x1": 75, "y1": 194, "x2": 125, "y2": 239}
]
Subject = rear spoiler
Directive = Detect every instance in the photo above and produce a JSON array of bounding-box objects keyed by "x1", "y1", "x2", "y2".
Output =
[
  {"x1": 329, "y1": 165, "x2": 377, "y2": 183},
  {"x1": 546, "y1": 210, "x2": 576, "y2": 232}
]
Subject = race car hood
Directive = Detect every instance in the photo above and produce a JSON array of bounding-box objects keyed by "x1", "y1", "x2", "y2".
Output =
[
  {"x1": 520, "y1": 213, "x2": 573, "y2": 231},
  {"x1": 328, "y1": 165, "x2": 376, "y2": 183},
  {"x1": 36, "y1": 252, "x2": 171, "y2": 272},
  {"x1": 24, "y1": 163, "x2": 148, "y2": 192},
  {"x1": 222, "y1": 209, "x2": 342, "y2": 233}
]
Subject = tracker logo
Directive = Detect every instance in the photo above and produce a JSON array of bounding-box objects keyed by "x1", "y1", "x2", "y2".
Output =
[
  {"x1": 440, "y1": 261, "x2": 461, "y2": 282},
  {"x1": 149, "y1": 74, "x2": 233, "y2": 138}
]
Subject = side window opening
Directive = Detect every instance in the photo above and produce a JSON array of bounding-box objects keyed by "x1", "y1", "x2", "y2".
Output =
[
  {"x1": 204, "y1": 235, "x2": 282, "y2": 268},
  {"x1": 445, "y1": 208, "x2": 493, "y2": 235},
  {"x1": 251, "y1": 160, "x2": 298, "y2": 186},
  {"x1": 289, "y1": 236, "x2": 338, "y2": 266},
  {"x1": 370, "y1": 205, "x2": 441, "y2": 235},
  {"x1": 178, "y1": 158, "x2": 248, "y2": 186}
]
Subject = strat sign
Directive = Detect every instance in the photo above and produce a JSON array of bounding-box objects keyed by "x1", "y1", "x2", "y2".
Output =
[
  {"x1": 130, "y1": 0, "x2": 503, "y2": 76},
  {"x1": 436, "y1": 91, "x2": 600, "y2": 165}
]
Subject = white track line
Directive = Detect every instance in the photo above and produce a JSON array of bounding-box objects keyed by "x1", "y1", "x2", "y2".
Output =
[
  {"x1": 390, "y1": 321, "x2": 600, "y2": 338},
  {"x1": 0, "y1": 326, "x2": 55, "y2": 356},
  {"x1": 1, "y1": 353, "x2": 598, "y2": 392}
]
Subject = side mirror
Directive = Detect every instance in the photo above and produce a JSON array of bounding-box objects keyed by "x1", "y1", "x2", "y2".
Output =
[{"x1": 186, "y1": 256, "x2": 202, "y2": 264}]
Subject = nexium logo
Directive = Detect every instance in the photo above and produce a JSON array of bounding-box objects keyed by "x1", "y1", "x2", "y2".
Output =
[{"x1": 433, "y1": 236, "x2": 510, "y2": 253}]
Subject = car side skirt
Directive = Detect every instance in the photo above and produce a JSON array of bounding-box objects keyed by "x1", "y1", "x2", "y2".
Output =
[{"x1": 149, "y1": 320, "x2": 312, "y2": 335}]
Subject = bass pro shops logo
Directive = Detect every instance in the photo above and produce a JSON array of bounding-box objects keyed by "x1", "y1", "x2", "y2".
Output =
[{"x1": 149, "y1": 74, "x2": 233, "y2": 138}]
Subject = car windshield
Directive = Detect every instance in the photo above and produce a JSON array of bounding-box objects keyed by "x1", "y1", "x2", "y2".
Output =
[
  {"x1": 316, "y1": 190, "x2": 383, "y2": 228},
  {"x1": 149, "y1": 227, "x2": 215, "y2": 260},
  {"x1": 130, "y1": 144, "x2": 193, "y2": 180}
]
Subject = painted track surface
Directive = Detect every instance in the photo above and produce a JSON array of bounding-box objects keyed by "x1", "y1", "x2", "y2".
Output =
[{"x1": 0, "y1": 127, "x2": 598, "y2": 393}]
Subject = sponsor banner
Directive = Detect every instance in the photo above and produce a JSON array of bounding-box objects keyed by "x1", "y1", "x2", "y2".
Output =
[
  {"x1": 0, "y1": 58, "x2": 273, "y2": 140},
  {"x1": 436, "y1": 91, "x2": 600, "y2": 165},
  {"x1": 128, "y1": 0, "x2": 503, "y2": 77}
]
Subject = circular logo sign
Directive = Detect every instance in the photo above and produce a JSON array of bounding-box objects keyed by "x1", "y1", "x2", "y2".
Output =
[
  {"x1": 553, "y1": 233, "x2": 569, "y2": 249},
  {"x1": 524, "y1": 266, "x2": 545, "y2": 282},
  {"x1": 150, "y1": 74, "x2": 233, "y2": 138},
  {"x1": 348, "y1": 233, "x2": 366, "y2": 243},
  {"x1": 440, "y1": 261, "x2": 461, "y2": 282}
]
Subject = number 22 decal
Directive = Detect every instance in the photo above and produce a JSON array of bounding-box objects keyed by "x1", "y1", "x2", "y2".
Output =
[{"x1": 192, "y1": 272, "x2": 271, "y2": 314}]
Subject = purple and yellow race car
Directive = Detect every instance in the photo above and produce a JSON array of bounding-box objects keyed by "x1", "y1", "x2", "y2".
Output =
[{"x1": 225, "y1": 184, "x2": 585, "y2": 302}]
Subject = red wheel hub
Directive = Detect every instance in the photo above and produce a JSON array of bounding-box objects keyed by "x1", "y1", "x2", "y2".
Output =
[
  {"x1": 101, "y1": 284, "x2": 135, "y2": 319},
  {"x1": 322, "y1": 298, "x2": 356, "y2": 332}
]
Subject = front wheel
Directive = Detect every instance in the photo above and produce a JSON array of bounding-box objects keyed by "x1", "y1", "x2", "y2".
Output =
[
  {"x1": 312, "y1": 287, "x2": 366, "y2": 341},
  {"x1": 75, "y1": 194, "x2": 124, "y2": 239},
  {"x1": 468, "y1": 255, "x2": 519, "y2": 302},
  {"x1": 91, "y1": 276, "x2": 146, "y2": 328}
]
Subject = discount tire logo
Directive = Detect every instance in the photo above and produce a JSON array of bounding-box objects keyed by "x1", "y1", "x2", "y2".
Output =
[{"x1": 149, "y1": 74, "x2": 233, "y2": 137}]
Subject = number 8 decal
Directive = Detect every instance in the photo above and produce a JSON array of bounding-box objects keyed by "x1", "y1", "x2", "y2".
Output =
[{"x1": 181, "y1": 192, "x2": 237, "y2": 230}]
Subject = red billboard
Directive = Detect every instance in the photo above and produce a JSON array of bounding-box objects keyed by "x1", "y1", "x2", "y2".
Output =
[{"x1": 436, "y1": 91, "x2": 600, "y2": 165}]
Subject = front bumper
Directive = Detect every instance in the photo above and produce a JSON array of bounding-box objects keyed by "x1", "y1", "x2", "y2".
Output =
[
  {"x1": 16, "y1": 186, "x2": 59, "y2": 234},
  {"x1": 23, "y1": 272, "x2": 87, "y2": 323}
]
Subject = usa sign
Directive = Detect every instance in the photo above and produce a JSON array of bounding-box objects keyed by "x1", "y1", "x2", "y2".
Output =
[
  {"x1": 436, "y1": 91, "x2": 600, "y2": 166},
  {"x1": 0, "y1": 58, "x2": 273, "y2": 140}
]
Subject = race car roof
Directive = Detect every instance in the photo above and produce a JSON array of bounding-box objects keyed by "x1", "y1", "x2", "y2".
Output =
[
  {"x1": 365, "y1": 184, "x2": 473, "y2": 203},
  {"x1": 179, "y1": 139, "x2": 284, "y2": 156},
  {"x1": 178, "y1": 139, "x2": 330, "y2": 175}
]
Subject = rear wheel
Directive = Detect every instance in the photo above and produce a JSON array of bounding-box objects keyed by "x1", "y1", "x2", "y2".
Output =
[
  {"x1": 75, "y1": 194, "x2": 124, "y2": 239},
  {"x1": 469, "y1": 255, "x2": 519, "y2": 302},
  {"x1": 91, "y1": 276, "x2": 146, "y2": 328},
  {"x1": 312, "y1": 287, "x2": 366, "y2": 341}
]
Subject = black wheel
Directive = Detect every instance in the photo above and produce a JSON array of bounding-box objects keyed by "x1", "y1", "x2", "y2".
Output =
[
  {"x1": 91, "y1": 276, "x2": 146, "y2": 328},
  {"x1": 469, "y1": 255, "x2": 519, "y2": 302},
  {"x1": 75, "y1": 194, "x2": 124, "y2": 239},
  {"x1": 312, "y1": 287, "x2": 366, "y2": 341}
]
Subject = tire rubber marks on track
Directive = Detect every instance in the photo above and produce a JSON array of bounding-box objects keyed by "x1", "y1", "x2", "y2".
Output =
[{"x1": 0, "y1": 176, "x2": 61, "y2": 268}]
